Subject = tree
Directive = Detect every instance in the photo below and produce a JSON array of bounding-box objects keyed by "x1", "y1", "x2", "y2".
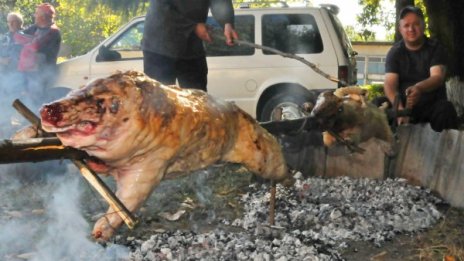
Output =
[
  {"x1": 422, "y1": 0, "x2": 464, "y2": 117},
  {"x1": 354, "y1": 0, "x2": 396, "y2": 41},
  {"x1": 0, "y1": 0, "x2": 139, "y2": 57},
  {"x1": 56, "y1": 0, "x2": 128, "y2": 56},
  {"x1": 422, "y1": 0, "x2": 464, "y2": 80}
]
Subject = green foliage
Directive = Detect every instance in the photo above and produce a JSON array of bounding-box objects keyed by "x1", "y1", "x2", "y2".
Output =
[
  {"x1": 354, "y1": 0, "x2": 395, "y2": 41},
  {"x1": 0, "y1": 0, "x2": 13, "y2": 33},
  {"x1": 345, "y1": 25, "x2": 367, "y2": 41},
  {"x1": 0, "y1": 0, "x2": 147, "y2": 57},
  {"x1": 0, "y1": 0, "x2": 43, "y2": 32},
  {"x1": 361, "y1": 83, "x2": 384, "y2": 101},
  {"x1": 56, "y1": 0, "x2": 127, "y2": 56},
  {"x1": 90, "y1": 0, "x2": 147, "y2": 14}
]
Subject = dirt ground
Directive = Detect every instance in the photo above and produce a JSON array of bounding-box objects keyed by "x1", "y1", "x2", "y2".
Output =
[
  {"x1": 341, "y1": 205, "x2": 464, "y2": 261},
  {"x1": 124, "y1": 195, "x2": 464, "y2": 261}
]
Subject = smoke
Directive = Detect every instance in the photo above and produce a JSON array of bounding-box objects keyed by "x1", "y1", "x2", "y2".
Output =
[
  {"x1": 0, "y1": 164, "x2": 130, "y2": 261},
  {"x1": 0, "y1": 65, "x2": 131, "y2": 260}
]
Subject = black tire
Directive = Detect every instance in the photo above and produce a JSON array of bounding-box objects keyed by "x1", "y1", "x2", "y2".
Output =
[{"x1": 259, "y1": 92, "x2": 314, "y2": 122}]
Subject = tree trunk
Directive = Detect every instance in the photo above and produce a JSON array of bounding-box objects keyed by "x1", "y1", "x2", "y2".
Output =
[
  {"x1": 423, "y1": 0, "x2": 464, "y2": 118},
  {"x1": 424, "y1": 0, "x2": 464, "y2": 80}
]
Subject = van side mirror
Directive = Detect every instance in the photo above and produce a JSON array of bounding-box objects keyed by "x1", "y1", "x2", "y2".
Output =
[{"x1": 96, "y1": 46, "x2": 121, "y2": 62}]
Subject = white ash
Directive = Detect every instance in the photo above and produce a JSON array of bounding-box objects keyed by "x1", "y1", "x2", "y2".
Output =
[
  {"x1": 235, "y1": 176, "x2": 442, "y2": 246},
  {"x1": 130, "y1": 229, "x2": 341, "y2": 261},
  {"x1": 129, "y1": 175, "x2": 442, "y2": 260}
]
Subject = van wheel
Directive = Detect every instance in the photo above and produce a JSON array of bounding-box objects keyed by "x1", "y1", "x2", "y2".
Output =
[{"x1": 259, "y1": 92, "x2": 313, "y2": 122}]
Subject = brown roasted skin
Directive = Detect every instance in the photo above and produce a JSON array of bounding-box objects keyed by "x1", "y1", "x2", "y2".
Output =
[
  {"x1": 311, "y1": 87, "x2": 393, "y2": 147},
  {"x1": 39, "y1": 70, "x2": 290, "y2": 240}
]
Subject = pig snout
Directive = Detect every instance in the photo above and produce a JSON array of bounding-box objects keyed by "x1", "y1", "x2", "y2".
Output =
[{"x1": 40, "y1": 103, "x2": 64, "y2": 125}]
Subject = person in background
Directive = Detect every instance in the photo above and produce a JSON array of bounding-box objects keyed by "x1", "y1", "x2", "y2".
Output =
[
  {"x1": 14, "y1": 3, "x2": 61, "y2": 108},
  {"x1": 0, "y1": 12, "x2": 24, "y2": 72},
  {"x1": 381, "y1": 5, "x2": 458, "y2": 132},
  {"x1": 142, "y1": 0, "x2": 239, "y2": 91},
  {"x1": 0, "y1": 12, "x2": 24, "y2": 137}
]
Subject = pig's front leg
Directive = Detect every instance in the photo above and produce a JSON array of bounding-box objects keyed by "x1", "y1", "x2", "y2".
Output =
[{"x1": 92, "y1": 164, "x2": 166, "y2": 241}]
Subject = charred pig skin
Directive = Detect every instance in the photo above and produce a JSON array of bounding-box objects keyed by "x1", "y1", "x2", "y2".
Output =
[
  {"x1": 311, "y1": 86, "x2": 393, "y2": 147},
  {"x1": 39, "y1": 70, "x2": 291, "y2": 241}
]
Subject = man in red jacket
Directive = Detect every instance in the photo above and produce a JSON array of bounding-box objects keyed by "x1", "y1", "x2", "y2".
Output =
[{"x1": 14, "y1": 3, "x2": 61, "y2": 108}]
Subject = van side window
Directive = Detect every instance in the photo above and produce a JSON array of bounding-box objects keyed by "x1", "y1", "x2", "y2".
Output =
[
  {"x1": 262, "y1": 14, "x2": 323, "y2": 55},
  {"x1": 99, "y1": 21, "x2": 144, "y2": 61},
  {"x1": 205, "y1": 15, "x2": 254, "y2": 57}
]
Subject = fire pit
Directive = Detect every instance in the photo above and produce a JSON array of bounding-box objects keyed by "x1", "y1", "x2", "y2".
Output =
[{"x1": 0, "y1": 159, "x2": 451, "y2": 260}]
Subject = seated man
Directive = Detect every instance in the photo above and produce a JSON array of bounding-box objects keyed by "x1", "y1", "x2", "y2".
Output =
[{"x1": 381, "y1": 6, "x2": 458, "y2": 132}]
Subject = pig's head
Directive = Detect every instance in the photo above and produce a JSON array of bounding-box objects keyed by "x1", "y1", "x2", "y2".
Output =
[
  {"x1": 40, "y1": 71, "x2": 176, "y2": 162},
  {"x1": 310, "y1": 90, "x2": 343, "y2": 130}
]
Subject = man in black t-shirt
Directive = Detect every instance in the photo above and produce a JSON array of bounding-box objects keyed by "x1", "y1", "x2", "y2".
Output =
[{"x1": 382, "y1": 6, "x2": 457, "y2": 132}]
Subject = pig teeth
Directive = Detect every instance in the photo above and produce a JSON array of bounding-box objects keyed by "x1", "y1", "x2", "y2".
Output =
[
  {"x1": 78, "y1": 120, "x2": 92, "y2": 127},
  {"x1": 42, "y1": 124, "x2": 75, "y2": 133},
  {"x1": 75, "y1": 121, "x2": 98, "y2": 133}
]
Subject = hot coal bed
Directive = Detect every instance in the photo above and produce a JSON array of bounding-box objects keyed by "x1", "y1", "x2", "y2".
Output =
[
  {"x1": 127, "y1": 172, "x2": 442, "y2": 261},
  {"x1": 0, "y1": 163, "x2": 443, "y2": 261}
]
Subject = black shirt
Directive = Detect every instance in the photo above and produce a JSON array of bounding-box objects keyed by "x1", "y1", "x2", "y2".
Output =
[
  {"x1": 385, "y1": 37, "x2": 447, "y2": 107},
  {"x1": 142, "y1": 0, "x2": 234, "y2": 59}
]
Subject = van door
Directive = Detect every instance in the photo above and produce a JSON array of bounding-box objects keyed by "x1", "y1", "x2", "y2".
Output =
[{"x1": 205, "y1": 14, "x2": 258, "y2": 115}]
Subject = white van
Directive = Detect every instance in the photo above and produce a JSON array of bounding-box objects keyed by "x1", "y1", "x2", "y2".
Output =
[{"x1": 52, "y1": 4, "x2": 357, "y2": 121}]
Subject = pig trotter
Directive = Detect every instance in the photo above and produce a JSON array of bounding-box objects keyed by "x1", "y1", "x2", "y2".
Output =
[{"x1": 92, "y1": 214, "x2": 119, "y2": 241}]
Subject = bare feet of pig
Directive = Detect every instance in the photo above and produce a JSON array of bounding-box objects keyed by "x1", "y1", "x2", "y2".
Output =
[{"x1": 92, "y1": 212, "x2": 121, "y2": 241}]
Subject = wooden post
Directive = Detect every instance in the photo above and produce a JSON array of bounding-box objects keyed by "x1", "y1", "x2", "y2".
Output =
[
  {"x1": 269, "y1": 181, "x2": 276, "y2": 226},
  {"x1": 72, "y1": 160, "x2": 138, "y2": 229}
]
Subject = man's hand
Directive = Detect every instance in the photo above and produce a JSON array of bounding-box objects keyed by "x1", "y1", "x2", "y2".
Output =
[
  {"x1": 398, "y1": 116, "x2": 410, "y2": 126},
  {"x1": 195, "y1": 23, "x2": 212, "y2": 43},
  {"x1": 223, "y1": 23, "x2": 238, "y2": 46},
  {"x1": 396, "y1": 102, "x2": 410, "y2": 126},
  {"x1": 405, "y1": 85, "x2": 422, "y2": 109}
]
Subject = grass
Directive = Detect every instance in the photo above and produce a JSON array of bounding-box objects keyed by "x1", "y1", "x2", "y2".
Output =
[{"x1": 413, "y1": 207, "x2": 464, "y2": 261}]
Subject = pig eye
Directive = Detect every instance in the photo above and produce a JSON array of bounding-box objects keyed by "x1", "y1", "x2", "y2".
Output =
[
  {"x1": 110, "y1": 99, "x2": 119, "y2": 114},
  {"x1": 96, "y1": 99, "x2": 106, "y2": 113}
]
